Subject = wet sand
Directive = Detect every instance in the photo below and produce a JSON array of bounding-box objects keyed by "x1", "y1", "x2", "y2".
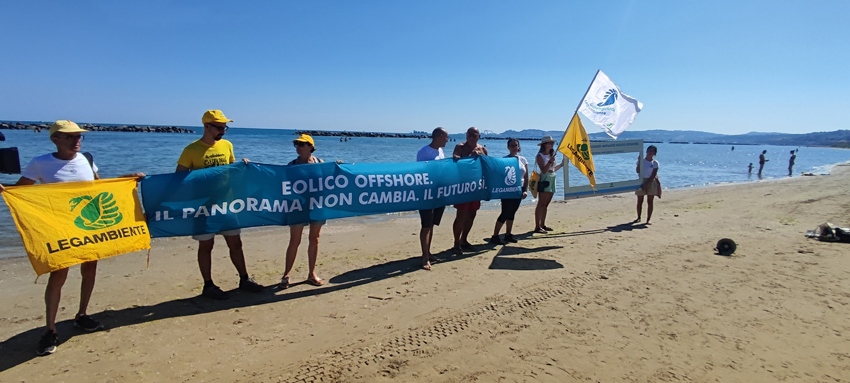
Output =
[{"x1": 1, "y1": 164, "x2": 849, "y2": 382}]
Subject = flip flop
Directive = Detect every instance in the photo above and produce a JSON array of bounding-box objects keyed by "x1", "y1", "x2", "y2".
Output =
[
  {"x1": 306, "y1": 277, "x2": 324, "y2": 287},
  {"x1": 279, "y1": 276, "x2": 290, "y2": 289}
]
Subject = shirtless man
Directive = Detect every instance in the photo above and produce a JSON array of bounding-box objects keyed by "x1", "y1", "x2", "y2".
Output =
[
  {"x1": 758, "y1": 150, "x2": 768, "y2": 176},
  {"x1": 788, "y1": 150, "x2": 796, "y2": 176},
  {"x1": 451, "y1": 127, "x2": 488, "y2": 255}
]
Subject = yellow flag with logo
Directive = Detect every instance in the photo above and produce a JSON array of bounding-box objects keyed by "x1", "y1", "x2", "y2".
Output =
[
  {"x1": 557, "y1": 112, "x2": 597, "y2": 187},
  {"x1": 2, "y1": 178, "x2": 150, "y2": 276}
]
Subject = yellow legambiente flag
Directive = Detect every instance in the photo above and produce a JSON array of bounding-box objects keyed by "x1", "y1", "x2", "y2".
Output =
[
  {"x1": 557, "y1": 112, "x2": 597, "y2": 187},
  {"x1": 2, "y1": 178, "x2": 150, "y2": 276}
]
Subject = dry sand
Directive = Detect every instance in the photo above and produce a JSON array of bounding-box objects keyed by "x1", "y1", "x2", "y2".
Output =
[{"x1": 1, "y1": 164, "x2": 849, "y2": 382}]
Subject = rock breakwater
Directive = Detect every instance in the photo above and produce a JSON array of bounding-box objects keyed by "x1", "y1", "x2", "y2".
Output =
[{"x1": 0, "y1": 121, "x2": 194, "y2": 134}]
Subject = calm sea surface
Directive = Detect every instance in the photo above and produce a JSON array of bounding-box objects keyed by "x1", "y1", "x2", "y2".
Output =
[{"x1": 1, "y1": 128, "x2": 848, "y2": 258}]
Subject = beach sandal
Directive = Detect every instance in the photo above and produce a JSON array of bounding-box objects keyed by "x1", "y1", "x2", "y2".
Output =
[
  {"x1": 533, "y1": 227, "x2": 547, "y2": 234},
  {"x1": 279, "y1": 276, "x2": 290, "y2": 290},
  {"x1": 306, "y1": 277, "x2": 324, "y2": 287},
  {"x1": 541, "y1": 225, "x2": 554, "y2": 231}
]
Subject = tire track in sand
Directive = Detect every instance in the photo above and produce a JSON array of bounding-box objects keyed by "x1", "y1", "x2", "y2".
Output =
[{"x1": 230, "y1": 272, "x2": 601, "y2": 383}]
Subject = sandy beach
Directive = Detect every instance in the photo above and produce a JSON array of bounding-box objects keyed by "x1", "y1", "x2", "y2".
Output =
[{"x1": 2, "y1": 164, "x2": 849, "y2": 382}]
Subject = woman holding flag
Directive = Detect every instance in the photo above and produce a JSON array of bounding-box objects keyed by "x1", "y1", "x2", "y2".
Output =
[{"x1": 534, "y1": 136, "x2": 564, "y2": 234}]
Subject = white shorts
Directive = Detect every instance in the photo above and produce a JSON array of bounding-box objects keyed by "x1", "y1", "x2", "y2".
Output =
[{"x1": 192, "y1": 228, "x2": 242, "y2": 241}]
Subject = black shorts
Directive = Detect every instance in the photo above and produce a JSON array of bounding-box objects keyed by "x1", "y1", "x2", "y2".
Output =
[
  {"x1": 418, "y1": 207, "x2": 445, "y2": 228},
  {"x1": 497, "y1": 198, "x2": 522, "y2": 223}
]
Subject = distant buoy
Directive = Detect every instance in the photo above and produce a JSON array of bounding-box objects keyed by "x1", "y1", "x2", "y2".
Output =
[{"x1": 715, "y1": 238, "x2": 736, "y2": 256}]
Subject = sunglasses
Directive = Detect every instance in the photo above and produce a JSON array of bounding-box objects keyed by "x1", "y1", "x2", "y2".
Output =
[
  {"x1": 294, "y1": 141, "x2": 311, "y2": 147},
  {"x1": 59, "y1": 134, "x2": 84, "y2": 142},
  {"x1": 208, "y1": 124, "x2": 228, "y2": 132}
]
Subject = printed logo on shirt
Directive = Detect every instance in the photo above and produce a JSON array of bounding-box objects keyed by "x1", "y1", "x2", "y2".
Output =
[{"x1": 204, "y1": 153, "x2": 229, "y2": 168}]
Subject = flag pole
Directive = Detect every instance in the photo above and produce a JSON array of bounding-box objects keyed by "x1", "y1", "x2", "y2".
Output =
[
  {"x1": 560, "y1": 69, "x2": 601, "y2": 156},
  {"x1": 574, "y1": 69, "x2": 601, "y2": 113}
]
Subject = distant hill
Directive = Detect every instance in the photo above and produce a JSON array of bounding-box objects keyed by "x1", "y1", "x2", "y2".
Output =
[{"x1": 464, "y1": 128, "x2": 850, "y2": 148}]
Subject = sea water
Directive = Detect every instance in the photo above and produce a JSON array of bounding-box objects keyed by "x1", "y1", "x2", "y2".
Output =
[{"x1": 1, "y1": 128, "x2": 848, "y2": 259}]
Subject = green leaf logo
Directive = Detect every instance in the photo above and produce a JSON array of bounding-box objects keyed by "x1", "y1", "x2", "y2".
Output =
[{"x1": 70, "y1": 192, "x2": 123, "y2": 230}]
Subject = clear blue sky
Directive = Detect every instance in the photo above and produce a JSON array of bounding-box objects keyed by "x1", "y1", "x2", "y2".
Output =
[{"x1": 1, "y1": 1, "x2": 847, "y2": 135}]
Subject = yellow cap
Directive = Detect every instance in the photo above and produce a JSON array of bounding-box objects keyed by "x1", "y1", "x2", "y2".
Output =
[
  {"x1": 48, "y1": 120, "x2": 87, "y2": 136},
  {"x1": 293, "y1": 134, "x2": 315, "y2": 147},
  {"x1": 202, "y1": 110, "x2": 233, "y2": 124}
]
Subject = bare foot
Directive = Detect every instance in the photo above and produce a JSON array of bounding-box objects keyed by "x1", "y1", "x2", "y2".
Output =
[
  {"x1": 645, "y1": 221, "x2": 652, "y2": 225},
  {"x1": 633, "y1": 217, "x2": 641, "y2": 223},
  {"x1": 421, "y1": 261, "x2": 432, "y2": 271}
]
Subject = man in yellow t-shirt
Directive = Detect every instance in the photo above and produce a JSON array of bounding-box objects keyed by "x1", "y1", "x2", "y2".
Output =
[
  {"x1": 176, "y1": 110, "x2": 263, "y2": 299},
  {"x1": 176, "y1": 137, "x2": 234, "y2": 169}
]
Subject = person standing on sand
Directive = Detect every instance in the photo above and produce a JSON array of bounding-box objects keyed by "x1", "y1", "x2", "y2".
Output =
[
  {"x1": 280, "y1": 134, "x2": 331, "y2": 288},
  {"x1": 635, "y1": 145, "x2": 660, "y2": 225},
  {"x1": 788, "y1": 150, "x2": 796, "y2": 176},
  {"x1": 416, "y1": 127, "x2": 449, "y2": 270},
  {"x1": 758, "y1": 150, "x2": 768, "y2": 175},
  {"x1": 0, "y1": 120, "x2": 144, "y2": 356},
  {"x1": 490, "y1": 138, "x2": 529, "y2": 244},
  {"x1": 534, "y1": 136, "x2": 564, "y2": 234},
  {"x1": 451, "y1": 127, "x2": 488, "y2": 255},
  {"x1": 176, "y1": 110, "x2": 264, "y2": 300}
]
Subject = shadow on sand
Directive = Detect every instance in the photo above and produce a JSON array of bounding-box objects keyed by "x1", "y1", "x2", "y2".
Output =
[
  {"x1": 0, "y1": 246, "x2": 486, "y2": 371},
  {"x1": 0, "y1": 222, "x2": 641, "y2": 370}
]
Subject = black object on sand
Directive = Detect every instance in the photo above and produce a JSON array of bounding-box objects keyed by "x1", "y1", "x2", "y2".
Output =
[{"x1": 715, "y1": 238, "x2": 737, "y2": 256}]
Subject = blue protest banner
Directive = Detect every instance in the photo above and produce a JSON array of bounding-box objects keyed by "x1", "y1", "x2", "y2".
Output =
[{"x1": 140, "y1": 156, "x2": 520, "y2": 238}]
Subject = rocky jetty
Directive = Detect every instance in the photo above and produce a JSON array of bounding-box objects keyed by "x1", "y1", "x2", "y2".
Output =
[
  {"x1": 297, "y1": 130, "x2": 428, "y2": 139},
  {"x1": 0, "y1": 121, "x2": 194, "y2": 134}
]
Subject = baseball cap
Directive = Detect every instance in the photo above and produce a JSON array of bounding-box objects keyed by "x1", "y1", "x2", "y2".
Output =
[
  {"x1": 293, "y1": 134, "x2": 315, "y2": 147},
  {"x1": 202, "y1": 110, "x2": 233, "y2": 124},
  {"x1": 48, "y1": 120, "x2": 88, "y2": 136}
]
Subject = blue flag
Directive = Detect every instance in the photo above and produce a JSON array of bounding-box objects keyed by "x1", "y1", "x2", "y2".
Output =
[{"x1": 141, "y1": 156, "x2": 521, "y2": 237}]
